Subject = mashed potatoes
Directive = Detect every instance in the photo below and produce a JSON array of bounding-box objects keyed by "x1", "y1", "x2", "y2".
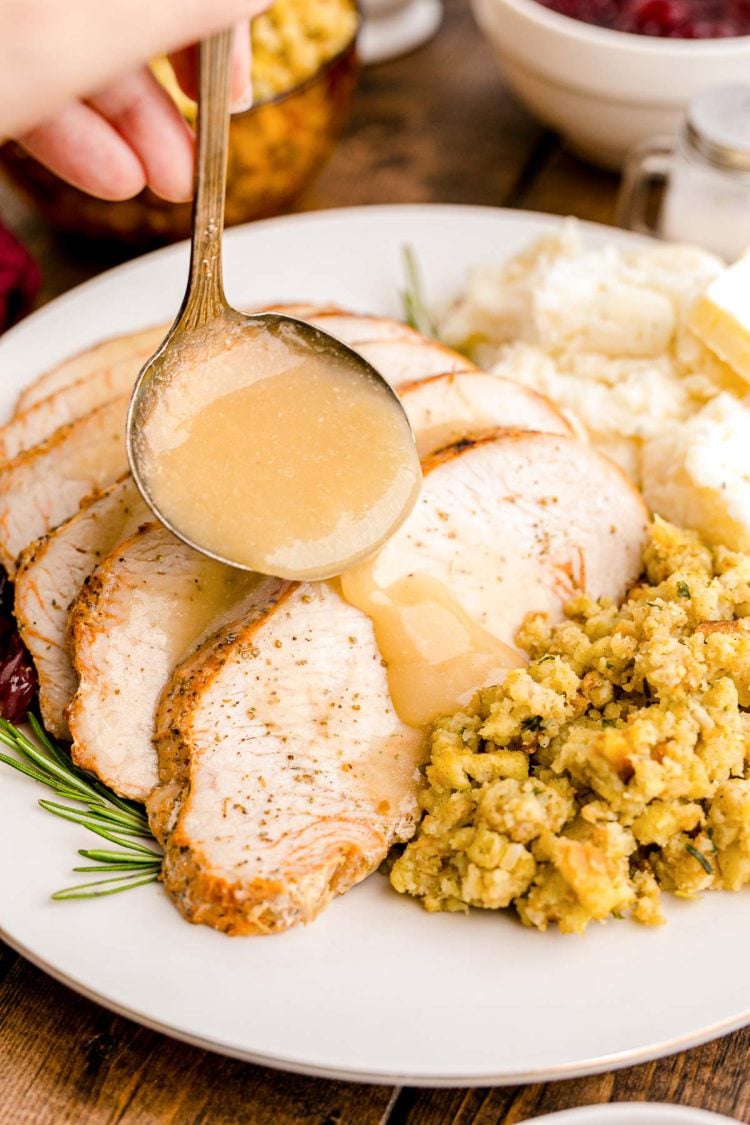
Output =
[
  {"x1": 439, "y1": 223, "x2": 750, "y2": 543},
  {"x1": 390, "y1": 520, "x2": 750, "y2": 932}
]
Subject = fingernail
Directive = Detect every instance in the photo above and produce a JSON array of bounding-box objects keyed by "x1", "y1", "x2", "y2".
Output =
[{"x1": 229, "y1": 84, "x2": 254, "y2": 115}]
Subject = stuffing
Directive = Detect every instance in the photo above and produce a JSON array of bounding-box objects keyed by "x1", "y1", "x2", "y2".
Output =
[{"x1": 390, "y1": 519, "x2": 750, "y2": 933}]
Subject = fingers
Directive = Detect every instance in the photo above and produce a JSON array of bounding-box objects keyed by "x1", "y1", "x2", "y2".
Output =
[
  {"x1": 16, "y1": 103, "x2": 147, "y2": 202},
  {"x1": 230, "y1": 23, "x2": 254, "y2": 113},
  {"x1": 17, "y1": 67, "x2": 197, "y2": 203},
  {"x1": 0, "y1": 0, "x2": 271, "y2": 138},
  {"x1": 170, "y1": 22, "x2": 253, "y2": 113},
  {"x1": 88, "y1": 68, "x2": 195, "y2": 201}
]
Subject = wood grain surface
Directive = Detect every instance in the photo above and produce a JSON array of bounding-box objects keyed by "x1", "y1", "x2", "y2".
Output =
[{"x1": 0, "y1": 1, "x2": 748, "y2": 1121}]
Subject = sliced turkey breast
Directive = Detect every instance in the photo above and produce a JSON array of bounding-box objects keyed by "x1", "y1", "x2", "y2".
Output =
[
  {"x1": 305, "y1": 313, "x2": 423, "y2": 345},
  {"x1": 16, "y1": 307, "x2": 393, "y2": 417},
  {"x1": 399, "y1": 371, "x2": 572, "y2": 456},
  {"x1": 14, "y1": 476, "x2": 148, "y2": 738},
  {"x1": 266, "y1": 303, "x2": 343, "y2": 318},
  {"x1": 0, "y1": 396, "x2": 129, "y2": 576},
  {"x1": 355, "y1": 338, "x2": 477, "y2": 389},
  {"x1": 14, "y1": 325, "x2": 164, "y2": 415},
  {"x1": 148, "y1": 579, "x2": 424, "y2": 935},
  {"x1": 66, "y1": 523, "x2": 260, "y2": 800},
  {"x1": 354, "y1": 430, "x2": 649, "y2": 657},
  {"x1": 0, "y1": 362, "x2": 136, "y2": 465}
]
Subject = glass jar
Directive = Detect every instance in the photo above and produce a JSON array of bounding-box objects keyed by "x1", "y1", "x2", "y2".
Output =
[{"x1": 617, "y1": 85, "x2": 750, "y2": 261}]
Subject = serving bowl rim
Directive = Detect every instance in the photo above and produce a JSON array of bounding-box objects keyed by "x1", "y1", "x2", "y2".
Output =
[
  {"x1": 226, "y1": 10, "x2": 361, "y2": 119},
  {"x1": 476, "y1": 0, "x2": 750, "y2": 53}
]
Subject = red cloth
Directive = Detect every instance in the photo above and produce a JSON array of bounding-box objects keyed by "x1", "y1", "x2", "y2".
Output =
[{"x1": 0, "y1": 221, "x2": 40, "y2": 332}]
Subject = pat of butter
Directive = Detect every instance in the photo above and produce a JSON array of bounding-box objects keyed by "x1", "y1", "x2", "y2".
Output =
[{"x1": 687, "y1": 252, "x2": 750, "y2": 384}]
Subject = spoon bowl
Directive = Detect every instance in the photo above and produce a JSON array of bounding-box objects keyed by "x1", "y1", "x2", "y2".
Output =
[
  {"x1": 126, "y1": 31, "x2": 421, "y2": 581},
  {"x1": 127, "y1": 306, "x2": 422, "y2": 580}
]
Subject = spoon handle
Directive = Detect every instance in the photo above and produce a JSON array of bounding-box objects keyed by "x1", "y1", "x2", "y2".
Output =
[{"x1": 180, "y1": 30, "x2": 234, "y2": 331}]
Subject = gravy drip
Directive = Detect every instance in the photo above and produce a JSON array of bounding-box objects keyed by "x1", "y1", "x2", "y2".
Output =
[{"x1": 340, "y1": 566, "x2": 524, "y2": 728}]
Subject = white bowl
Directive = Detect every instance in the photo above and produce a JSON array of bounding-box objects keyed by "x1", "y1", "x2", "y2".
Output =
[{"x1": 471, "y1": 0, "x2": 750, "y2": 169}]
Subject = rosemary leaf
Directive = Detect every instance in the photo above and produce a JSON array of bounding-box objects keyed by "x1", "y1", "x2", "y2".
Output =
[
  {"x1": 0, "y1": 750, "x2": 58, "y2": 788},
  {"x1": 39, "y1": 799, "x2": 152, "y2": 837},
  {"x1": 79, "y1": 847, "x2": 161, "y2": 863},
  {"x1": 73, "y1": 862, "x2": 161, "y2": 873},
  {"x1": 51, "y1": 818, "x2": 146, "y2": 850},
  {"x1": 402, "y1": 245, "x2": 438, "y2": 339},
  {"x1": 90, "y1": 785, "x2": 149, "y2": 820},
  {"x1": 65, "y1": 802, "x2": 150, "y2": 832},
  {"x1": 48, "y1": 784, "x2": 113, "y2": 805},
  {"x1": 37, "y1": 804, "x2": 155, "y2": 851},
  {"x1": 685, "y1": 843, "x2": 713, "y2": 875},
  {"x1": 27, "y1": 713, "x2": 78, "y2": 770},
  {"x1": 0, "y1": 728, "x2": 97, "y2": 799},
  {"x1": 52, "y1": 872, "x2": 160, "y2": 900}
]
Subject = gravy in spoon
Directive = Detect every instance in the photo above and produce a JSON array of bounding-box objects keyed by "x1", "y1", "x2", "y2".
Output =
[{"x1": 136, "y1": 322, "x2": 422, "y2": 580}]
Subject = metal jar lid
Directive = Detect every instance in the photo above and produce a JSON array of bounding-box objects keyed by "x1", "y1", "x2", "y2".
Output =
[{"x1": 686, "y1": 85, "x2": 750, "y2": 172}]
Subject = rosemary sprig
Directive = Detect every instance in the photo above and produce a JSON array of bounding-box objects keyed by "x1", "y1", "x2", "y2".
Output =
[
  {"x1": 401, "y1": 245, "x2": 439, "y2": 339},
  {"x1": 0, "y1": 714, "x2": 161, "y2": 899}
]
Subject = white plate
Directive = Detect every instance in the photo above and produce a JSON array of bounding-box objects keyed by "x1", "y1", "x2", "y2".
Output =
[
  {"x1": 533, "y1": 1107, "x2": 736, "y2": 1124},
  {"x1": 0, "y1": 205, "x2": 748, "y2": 1087}
]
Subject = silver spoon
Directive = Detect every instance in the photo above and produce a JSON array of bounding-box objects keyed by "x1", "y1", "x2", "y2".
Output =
[{"x1": 126, "y1": 30, "x2": 421, "y2": 580}]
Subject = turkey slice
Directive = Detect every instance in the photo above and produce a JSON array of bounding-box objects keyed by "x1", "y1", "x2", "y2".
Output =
[
  {"x1": 14, "y1": 325, "x2": 164, "y2": 415},
  {"x1": 14, "y1": 476, "x2": 148, "y2": 738},
  {"x1": 0, "y1": 359, "x2": 140, "y2": 465},
  {"x1": 355, "y1": 338, "x2": 476, "y2": 388},
  {"x1": 399, "y1": 370, "x2": 572, "y2": 456},
  {"x1": 148, "y1": 579, "x2": 424, "y2": 935},
  {"x1": 305, "y1": 313, "x2": 423, "y2": 345},
  {"x1": 67, "y1": 523, "x2": 260, "y2": 799},
  {"x1": 0, "y1": 396, "x2": 129, "y2": 576},
  {"x1": 355, "y1": 430, "x2": 648, "y2": 657}
]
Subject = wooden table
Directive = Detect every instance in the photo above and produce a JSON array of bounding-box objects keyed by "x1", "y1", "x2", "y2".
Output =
[{"x1": 0, "y1": 2, "x2": 748, "y2": 1121}]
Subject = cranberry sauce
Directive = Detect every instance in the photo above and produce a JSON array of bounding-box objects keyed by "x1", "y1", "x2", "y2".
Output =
[
  {"x1": 536, "y1": 0, "x2": 750, "y2": 37},
  {"x1": 0, "y1": 571, "x2": 37, "y2": 723}
]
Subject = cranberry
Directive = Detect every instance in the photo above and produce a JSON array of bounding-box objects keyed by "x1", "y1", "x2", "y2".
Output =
[
  {"x1": 0, "y1": 632, "x2": 38, "y2": 724},
  {"x1": 0, "y1": 570, "x2": 38, "y2": 724}
]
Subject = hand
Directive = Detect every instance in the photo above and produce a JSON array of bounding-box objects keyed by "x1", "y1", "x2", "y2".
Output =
[{"x1": 0, "y1": 0, "x2": 270, "y2": 203}]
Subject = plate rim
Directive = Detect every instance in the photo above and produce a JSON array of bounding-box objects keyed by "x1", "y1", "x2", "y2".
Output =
[
  {"x1": 1, "y1": 918, "x2": 748, "y2": 1087},
  {"x1": 0, "y1": 202, "x2": 647, "y2": 361},
  {"x1": 530, "y1": 1105, "x2": 738, "y2": 1124}
]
